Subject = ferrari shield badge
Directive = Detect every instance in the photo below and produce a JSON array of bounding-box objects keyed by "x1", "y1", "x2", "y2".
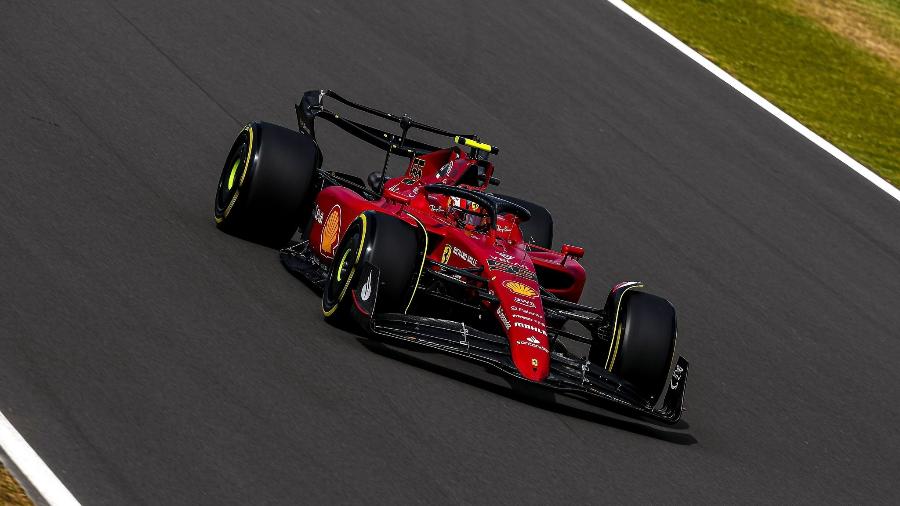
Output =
[{"x1": 441, "y1": 244, "x2": 452, "y2": 264}]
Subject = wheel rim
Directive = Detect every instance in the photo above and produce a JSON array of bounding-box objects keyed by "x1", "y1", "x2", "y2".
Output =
[
  {"x1": 336, "y1": 247, "x2": 352, "y2": 282},
  {"x1": 323, "y1": 227, "x2": 362, "y2": 312},
  {"x1": 227, "y1": 157, "x2": 240, "y2": 190},
  {"x1": 215, "y1": 130, "x2": 250, "y2": 218}
]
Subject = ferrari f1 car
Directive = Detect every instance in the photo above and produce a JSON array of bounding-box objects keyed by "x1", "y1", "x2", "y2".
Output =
[{"x1": 213, "y1": 90, "x2": 688, "y2": 423}]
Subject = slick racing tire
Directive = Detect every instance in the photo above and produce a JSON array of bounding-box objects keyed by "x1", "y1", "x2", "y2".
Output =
[
  {"x1": 494, "y1": 193, "x2": 553, "y2": 249},
  {"x1": 214, "y1": 121, "x2": 320, "y2": 247},
  {"x1": 322, "y1": 211, "x2": 422, "y2": 325},
  {"x1": 609, "y1": 291, "x2": 677, "y2": 403}
]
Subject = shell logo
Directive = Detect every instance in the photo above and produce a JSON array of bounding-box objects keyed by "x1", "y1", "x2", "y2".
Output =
[
  {"x1": 320, "y1": 205, "x2": 341, "y2": 257},
  {"x1": 502, "y1": 280, "x2": 537, "y2": 298}
]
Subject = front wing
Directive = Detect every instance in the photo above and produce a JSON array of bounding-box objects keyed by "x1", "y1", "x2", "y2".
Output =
[
  {"x1": 370, "y1": 313, "x2": 688, "y2": 424},
  {"x1": 280, "y1": 242, "x2": 688, "y2": 424}
]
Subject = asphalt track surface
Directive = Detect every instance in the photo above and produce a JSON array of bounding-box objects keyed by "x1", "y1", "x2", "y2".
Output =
[{"x1": 2, "y1": 1, "x2": 899, "y2": 504}]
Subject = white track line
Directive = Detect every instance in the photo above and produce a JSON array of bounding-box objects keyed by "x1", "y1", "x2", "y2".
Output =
[
  {"x1": 607, "y1": 0, "x2": 900, "y2": 204},
  {"x1": 0, "y1": 410, "x2": 81, "y2": 506}
]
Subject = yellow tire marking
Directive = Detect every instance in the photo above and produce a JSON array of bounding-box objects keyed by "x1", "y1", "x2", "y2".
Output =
[
  {"x1": 217, "y1": 124, "x2": 254, "y2": 222},
  {"x1": 403, "y1": 212, "x2": 428, "y2": 315},
  {"x1": 605, "y1": 283, "x2": 643, "y2": 371}
]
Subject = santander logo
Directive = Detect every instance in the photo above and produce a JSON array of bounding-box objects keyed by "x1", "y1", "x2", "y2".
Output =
[{"x1": 515, "y1": 335, "x2": 549, "y2": 353}]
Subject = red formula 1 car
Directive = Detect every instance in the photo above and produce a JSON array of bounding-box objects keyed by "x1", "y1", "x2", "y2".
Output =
[{"x1": 213, "y1": 90, "x2": 688, "y2": 423}]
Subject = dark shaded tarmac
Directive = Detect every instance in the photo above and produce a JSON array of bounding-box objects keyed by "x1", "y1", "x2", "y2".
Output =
[{"x1": 1, "y1": 1, "x2": 898, "y2": 503}]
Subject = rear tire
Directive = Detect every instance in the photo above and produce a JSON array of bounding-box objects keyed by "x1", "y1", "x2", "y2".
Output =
[
  {"x1": 494, "y1": 193, "x2": 553, "y2": 248},
  {"x1": 214, "y1": 122, "x2": 320, "y2": 247},
  {"x1": 610, "y1": 291, "x2": 677, "y2": 403},
  {"x1": 322, "y1": 212, "x2": 422, "y2": 326}
]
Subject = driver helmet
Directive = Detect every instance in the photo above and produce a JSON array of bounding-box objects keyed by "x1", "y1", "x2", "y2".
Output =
[{"x1": 448, "y1": 196, "x2": 484, "y2": 229}]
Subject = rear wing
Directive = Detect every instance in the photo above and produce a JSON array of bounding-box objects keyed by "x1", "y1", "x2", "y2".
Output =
[{"x1": 296, "y1": 90, "x2": 498, "y2": 159}]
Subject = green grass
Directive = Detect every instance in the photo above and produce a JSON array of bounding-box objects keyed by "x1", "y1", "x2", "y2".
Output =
[
  {"x1": 1, "y1": 461, "x2": 33, "y2": 506},
  {"x1": 627, "y1": 0, "x2": 900, "y2": 188}
]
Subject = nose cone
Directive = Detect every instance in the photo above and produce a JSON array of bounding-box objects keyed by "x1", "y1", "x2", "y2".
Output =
[
  {"x1": 511, "y1": 342, "x2": 550, "y2": 382},
  {"x1": 488, "y1": 263, "x2": 550, "y2": 382}
]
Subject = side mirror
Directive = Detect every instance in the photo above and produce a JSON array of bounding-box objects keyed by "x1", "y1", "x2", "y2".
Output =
[{"x1": 560, "y1": 244, "x2": 584, "y2": 264}]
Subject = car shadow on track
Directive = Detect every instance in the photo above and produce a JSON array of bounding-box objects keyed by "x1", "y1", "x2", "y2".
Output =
[{"x1": 358, "y1": 338, "x2": 697, "y2": 445}]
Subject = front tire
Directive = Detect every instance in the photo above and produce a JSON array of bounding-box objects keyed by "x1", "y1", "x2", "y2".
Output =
[
  {"x1": 322, "y1": 212, "x2": 422, "y2": 326},
  {"x1": 609, "y1": 291, "x2": 677, "y2": 403},
  {"x1": 214, "y1": 121, "x2": 320, "y2": 247}
]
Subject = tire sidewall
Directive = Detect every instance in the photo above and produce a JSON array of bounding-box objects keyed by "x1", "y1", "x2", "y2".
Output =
[
  {"x1": 213, "y1": 122, "x2": 320, "y2": 247},
  {"x1": 322, "y1": 212, "x2": 422, "y2": 322},
  {"x1": 613, "y1": 291, "x2": 677, "y2": 403}
]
